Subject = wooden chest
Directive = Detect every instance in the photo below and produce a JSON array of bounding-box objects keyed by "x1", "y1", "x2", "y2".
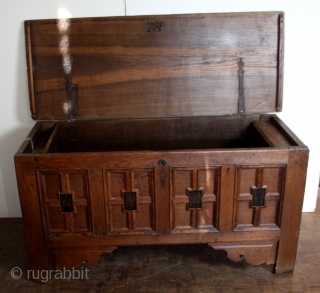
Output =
[{"x1": 15, "y1": 12, "x2": 308, "y2": 274}]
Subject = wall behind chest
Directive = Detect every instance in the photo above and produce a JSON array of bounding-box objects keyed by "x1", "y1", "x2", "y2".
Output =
[{"x1": 0, "y1": 0, "x2": 319, "y2": 217}]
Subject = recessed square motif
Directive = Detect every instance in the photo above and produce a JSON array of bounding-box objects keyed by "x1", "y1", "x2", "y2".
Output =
[
  {"x1": 188, "y1": 190, "x2": 202, "y2": 209},
  {"x1": 59, "y1": 193, "x2": 74, "y2": 213}
]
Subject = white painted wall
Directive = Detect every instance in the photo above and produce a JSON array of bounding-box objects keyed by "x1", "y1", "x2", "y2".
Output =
[{"x1": 0, "y1": 0, "x2": 319, "y2": 217}]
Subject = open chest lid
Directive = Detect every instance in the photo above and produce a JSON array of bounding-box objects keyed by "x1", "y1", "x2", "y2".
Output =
[{"x1": 25, "y1": 12, "x2": 284, "y2": 121}]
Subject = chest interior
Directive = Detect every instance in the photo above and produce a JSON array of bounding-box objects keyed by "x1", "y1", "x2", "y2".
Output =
[{"x1": 22, "y1": 114, "x2": 297, "y2": 154}]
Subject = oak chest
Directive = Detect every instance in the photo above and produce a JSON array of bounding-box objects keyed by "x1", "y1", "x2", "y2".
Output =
[{"x1": 14, "y1": 12, "x2": 308, "y2": 274}]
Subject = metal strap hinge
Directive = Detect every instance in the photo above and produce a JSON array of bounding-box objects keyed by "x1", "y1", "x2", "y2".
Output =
[{"x1": 238, "y1": 58, "x2": 245, "y2": 120}]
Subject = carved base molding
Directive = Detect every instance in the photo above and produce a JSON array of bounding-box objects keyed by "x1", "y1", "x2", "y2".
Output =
[
  {"x1": 209, "y1": 242, "x2": 278, "y2": 266},
  {"x1": 50, "y1": 242, "x2": 278, "y2": 270},
  {"x1": 51, "y1": 246, "x2": 118, "y2": 270}
]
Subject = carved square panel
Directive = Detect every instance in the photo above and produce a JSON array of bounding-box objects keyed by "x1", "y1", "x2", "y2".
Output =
[
  {"x1": 38, "y1": 170, "x2": 92, "y2": 235},
  {"x1": 171, "y1": 167, "x2": 219, "y2": 233},
  {"x1": 104, "y1": 169, "x2": 155, "y2": 234},
  {"x1": 234, "y1": 165, "x2": 285, "y2": 231}
]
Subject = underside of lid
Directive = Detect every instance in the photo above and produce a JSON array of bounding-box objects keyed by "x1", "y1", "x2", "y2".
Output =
[{"x1": 25, "y1": 12, "x2": 284, "y2": 121}]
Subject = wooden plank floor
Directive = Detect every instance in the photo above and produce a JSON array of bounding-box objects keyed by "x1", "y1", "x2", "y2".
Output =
[{"x1": 1, "y1": 189, "x2": 319, "y2": 293}]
